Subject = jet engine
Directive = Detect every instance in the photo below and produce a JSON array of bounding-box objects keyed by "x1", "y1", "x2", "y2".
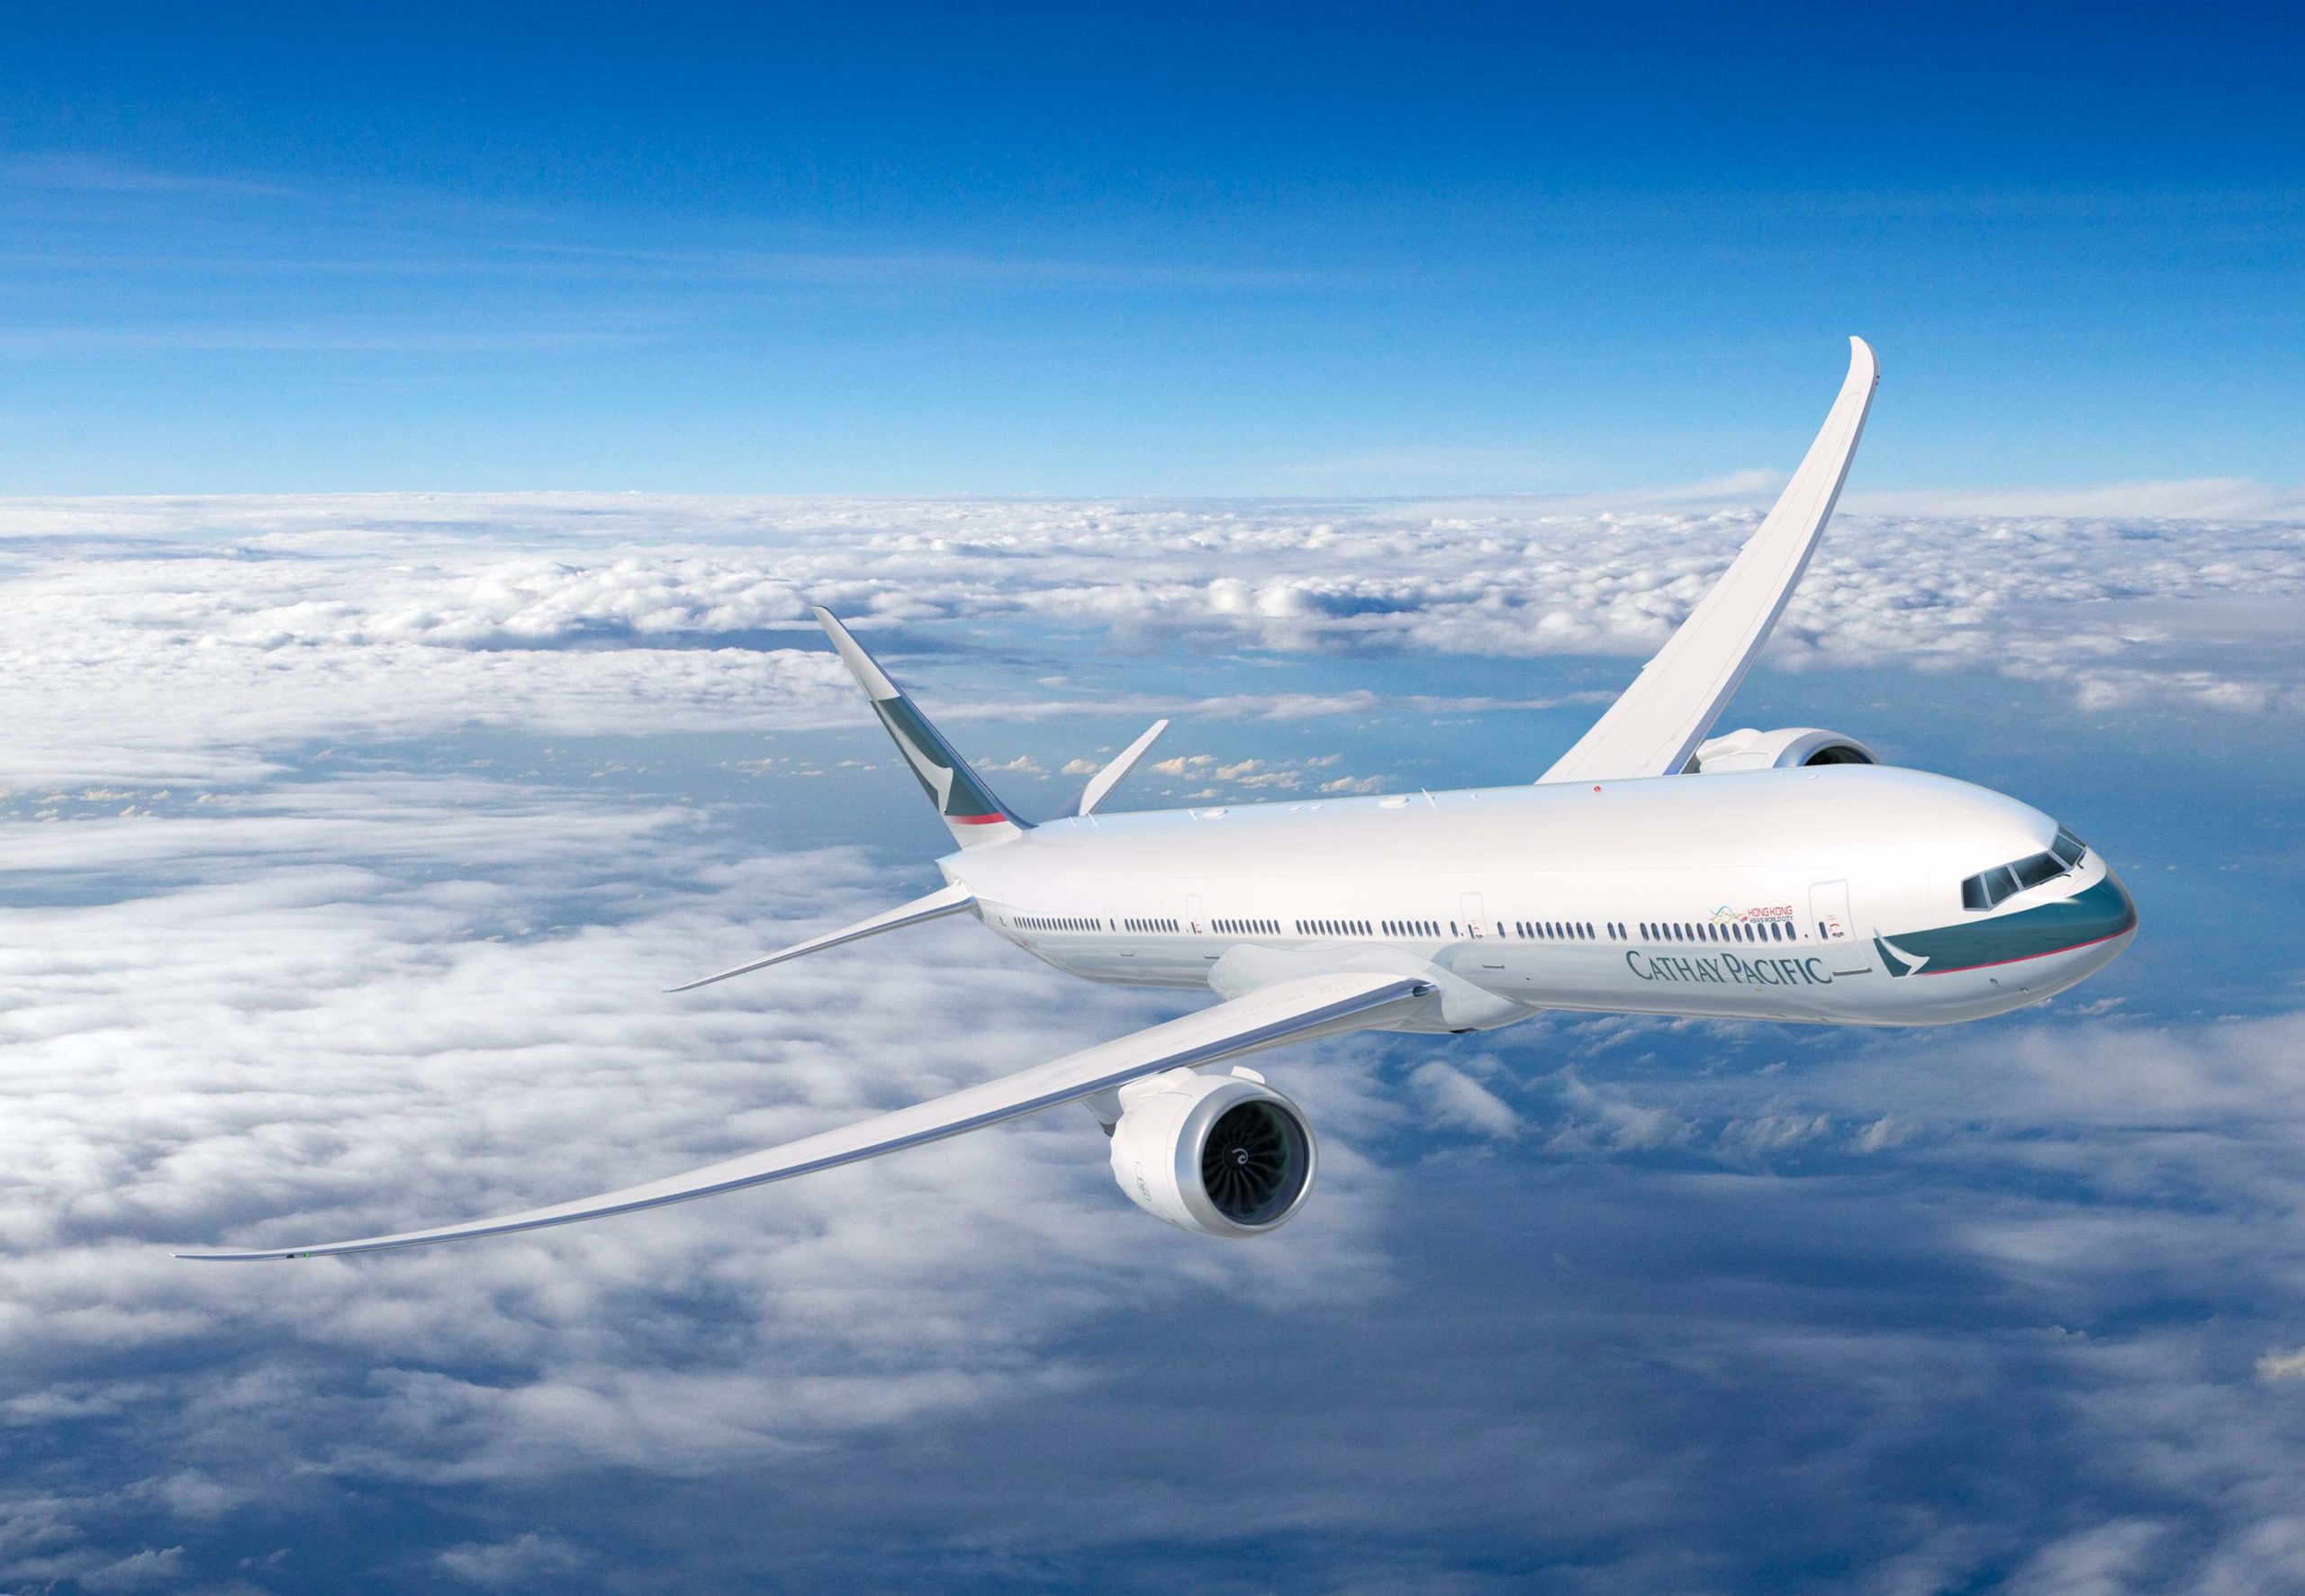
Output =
[
  {"x1": 1685, "y1": 726, "x2": 1877, "y2": 774},
  {"x1": 1107, "y1": 1067, "x2": 1317, "y2": 1238}
]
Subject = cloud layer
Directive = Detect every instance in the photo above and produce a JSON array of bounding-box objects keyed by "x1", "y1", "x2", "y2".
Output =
[
  {"x1": 0, "y1": 491, "x2": 2297, "y2": 1591},
  {"x1": 1, "y1": 491, "x2": 2300, "y2": 787}
]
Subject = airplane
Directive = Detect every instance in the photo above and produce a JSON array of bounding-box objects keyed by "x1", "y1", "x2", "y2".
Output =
[{"x1": 180, "y1": 337, "x2": 2137, "y2": 1261}]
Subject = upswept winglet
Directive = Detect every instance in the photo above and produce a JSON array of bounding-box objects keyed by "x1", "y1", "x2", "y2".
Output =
[
  {"x1": 1077, "y1": 718, "x2": 1169, "y2": 816},
  {"x1": 176, "y1": 970, "x2": 1428, "y2": 1261},
  {"x1": 813, "y1": 606, "x2": 1031, "y2": 849},
  {"x1": 1538, "y1": 337, "x2": 1880, "y2": 786}
]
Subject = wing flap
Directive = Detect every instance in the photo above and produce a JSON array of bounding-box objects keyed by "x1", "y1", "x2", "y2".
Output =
[
  {"x1": 1539, "y1": 338, "x2": 1880, "y2": 785},
  {"x1": 177, "y1": 970, "x2": 1427, "y2": 1261}
]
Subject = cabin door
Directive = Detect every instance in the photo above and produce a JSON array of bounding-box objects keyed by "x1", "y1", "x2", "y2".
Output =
[
  {"x1": 1185, "y1": 893, "x2": 1205, "y2": 935},
  {"x1": 1460, "y1": 890, "x2": 1486, "y2": 938},
  {"x1": 1810, "y1": 879, "x2": 1852, "y2": 942}
]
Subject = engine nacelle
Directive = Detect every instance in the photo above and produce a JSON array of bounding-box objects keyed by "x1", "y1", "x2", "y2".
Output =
[
  {"x1": 1686, "y1": 726, "x2": 1878, "y2": 774},
  {"x1": 1108, "y1": 1067, "x2": 1317, "y2": 1239}
]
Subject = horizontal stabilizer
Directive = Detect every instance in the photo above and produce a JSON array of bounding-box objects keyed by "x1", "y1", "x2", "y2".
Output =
[{"x1": 665, "y1": 881, "x2": 975, "y2": 993}]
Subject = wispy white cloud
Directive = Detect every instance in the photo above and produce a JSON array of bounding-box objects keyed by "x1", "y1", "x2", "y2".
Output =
[
  {"x1": 2257, "y1": 1348, "x2": 2305, "y2": 1383},
  {"x1": 0, "y1": 152, "x2": 296, "y2": 200},
  {"x1": 0, "y1": 490, "x2": 2300, "y2": 1588},
  {"x1": 1410, "y1": 1061, "x2": 1521, "y2": 1139},
  {"x1": 432, "y1": 1531, "x2": 586, "y2": 1587},
  {"x1": 3, "y1": 491, "x2": 2295, "y2": 787},
  {"x1": 0, "y1": 764, "x2": 1407, "y2": 1581},
  {"x1": 1847, "y1": 478, "x2": 2305, "y2": 520}
]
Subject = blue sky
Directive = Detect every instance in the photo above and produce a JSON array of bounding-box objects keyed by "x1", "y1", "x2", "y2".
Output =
[
  {"x1": 2, "y1": 3, "x2": 2300, "y2": 492},
  {"x1": 5, "y1": 10, "x2": 2305, "y2": 1593}
]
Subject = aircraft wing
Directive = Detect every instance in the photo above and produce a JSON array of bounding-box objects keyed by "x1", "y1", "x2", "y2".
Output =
[
  {"x1": 664, "y1": 881, "x2": 976, "y2": 993},
  {"x1": 1078, "y1": 718, "x2": 1170, "y2": 816},
  {"x1": 177, "y1": 970, "x2": 1428, "y2": 1261},
  {"x1": 1538, "y1": 337, "x2": 1880, "y2": 785}
]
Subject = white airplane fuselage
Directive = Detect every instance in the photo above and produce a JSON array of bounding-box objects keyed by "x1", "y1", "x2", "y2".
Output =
[{"x1": 947, "y1": 764, "x2": 2137, "y2": 1031}]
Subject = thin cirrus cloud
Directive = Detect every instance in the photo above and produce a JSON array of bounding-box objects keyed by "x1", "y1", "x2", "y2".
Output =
[
  {"x1": 0, "y1": 151, "x2": 1365, "y2": 297},
  {"x1": 0, "y1": 321, "x2": 666, "y2": 356},
  {"x1": 0, "y1": 151, "x2": 301, "y2": 199}
]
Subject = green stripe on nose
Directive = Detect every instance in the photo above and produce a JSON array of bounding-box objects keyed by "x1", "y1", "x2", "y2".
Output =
[{"x1": 1885, "y1": 877, "x2": 2137, "y2": 976}]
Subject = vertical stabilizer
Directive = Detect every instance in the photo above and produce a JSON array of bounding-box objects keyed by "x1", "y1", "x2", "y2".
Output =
[{"x1": 812, "y1": 607, "x2": 1031, "y2": 850}]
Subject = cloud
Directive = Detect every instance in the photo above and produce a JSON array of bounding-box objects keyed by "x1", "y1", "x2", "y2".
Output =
[
  {"x1": 0, "y1": 489, "x2": 2297, "y2": 797},
  {"x1": 1130, "y1": 752, "x2": 1388, "y2": 798},
  {"x1": 2258, "y1": 1348, "x2": 2305, "y2": 1383},
  {"x1": 1409, "y1": 1062, "x2": 1521, "y2": 1139},
  {"x1": 433, "y1": 1531, "x2": 586, "y2": 1587},
  {"x1": 0, "y1": 750, "x2": 1412, "y2": 1582},
  {"x1": 1847, "y1": 478, "x2": 2305, "y2": 521},
  {"x1": 0, "y1": 152, "x2": 294, "y2": 200},
  {"x1": 1544, "y1": 1067, "x2": 1693, "y2": 1151},
  {"x1": 0, "y1": 490, "x2": 2300, "y2": 1589}
]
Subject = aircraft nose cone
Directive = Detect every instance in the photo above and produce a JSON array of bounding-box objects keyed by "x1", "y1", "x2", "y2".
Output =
[
  {"x1": 2071, "y1": 866, "x2": 2139, "y2": 976},
  {"x1": 2103, "y1": 866, "x2": 2138, "y2": 941}
]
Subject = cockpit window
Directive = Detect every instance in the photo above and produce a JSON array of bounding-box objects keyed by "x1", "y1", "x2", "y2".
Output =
[
  {"x1": 1961, "y1": 830, "x2": 2089, "y2": 911},
  {"x1": 2011, "y1": 852, "x2": 2064, "y2": 890},
  {"x1": 1961, "y1": 865, "x2": 2011, "y2": 911}
]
